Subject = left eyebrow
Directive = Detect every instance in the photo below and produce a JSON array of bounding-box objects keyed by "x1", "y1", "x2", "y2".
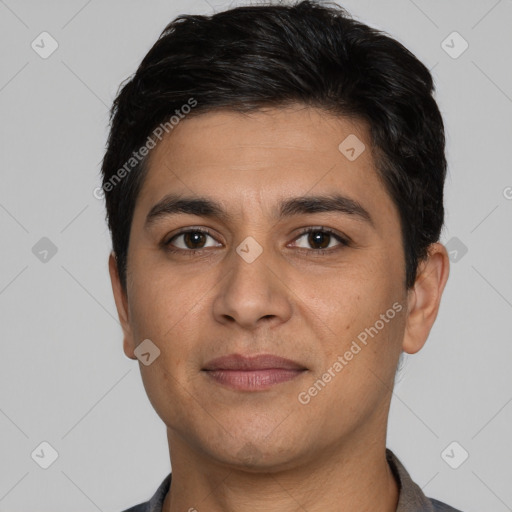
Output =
[
  {"x1": 279, "y1": 194, "x2": 374, "y2": 228},
  {"x1": 144, "y1": 193, "x2": 375, "y2": 229}
]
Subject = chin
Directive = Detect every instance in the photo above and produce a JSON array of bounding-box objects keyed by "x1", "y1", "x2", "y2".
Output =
[{"x1": 206, "y1": 436, "x2": 307, "y2": 473}]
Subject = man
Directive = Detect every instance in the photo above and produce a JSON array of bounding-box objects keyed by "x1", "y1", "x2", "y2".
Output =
[{"x1": 101, "y1": 1, "x2": 461, "y2": 510}]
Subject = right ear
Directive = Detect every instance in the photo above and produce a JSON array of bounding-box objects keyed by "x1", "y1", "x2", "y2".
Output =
[{"x1": 108, "y1": 252, "x2": 137, "y2": 360}]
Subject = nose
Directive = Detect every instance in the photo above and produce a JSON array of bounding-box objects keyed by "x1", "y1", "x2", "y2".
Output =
[{"x1": 212, "y1": 245, "x2": 293, "y2": 330}]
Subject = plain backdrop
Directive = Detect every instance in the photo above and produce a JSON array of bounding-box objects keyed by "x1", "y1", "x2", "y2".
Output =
[{"x1": 1, "y1": 1, "x2": 511, "y2": 511}]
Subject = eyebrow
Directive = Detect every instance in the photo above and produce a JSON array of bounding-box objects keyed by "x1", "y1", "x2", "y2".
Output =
[{"x1": 144, "y1": 193, "x2": 375, "y2": 229}]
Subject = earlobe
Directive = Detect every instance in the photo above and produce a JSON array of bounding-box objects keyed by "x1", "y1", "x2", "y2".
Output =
[
  {"x1": 402, "y1": 243, "x2": 450, "y2": 354},
  {"x1": 108, "y1": 252, "x2": 137, "y2": 360}
]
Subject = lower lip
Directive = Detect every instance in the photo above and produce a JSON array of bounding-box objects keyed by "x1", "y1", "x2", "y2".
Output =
[{"x1": 203, "y1": 369, "x2": 306, "y2": 391}]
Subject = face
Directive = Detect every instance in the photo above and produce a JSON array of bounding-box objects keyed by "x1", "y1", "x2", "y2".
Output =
[{"x1": 110, "y1": 105, "x2": 448, "y2": 471}]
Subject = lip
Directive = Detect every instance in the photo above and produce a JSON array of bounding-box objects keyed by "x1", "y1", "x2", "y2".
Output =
[
  {"x1": 203, "y1": 353, "x2": 307, "y2": 371},
  {"x1": 202, "y1": 353, "x2": 308, "y2": 391}
]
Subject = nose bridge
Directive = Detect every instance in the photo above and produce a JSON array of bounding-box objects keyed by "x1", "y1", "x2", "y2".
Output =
[
  {"x1": 231, "y1": 238, "x2": 272, "y2": 295},
  {"x1": 212, "y1": 237, "x2": 292, "y2": 328}
]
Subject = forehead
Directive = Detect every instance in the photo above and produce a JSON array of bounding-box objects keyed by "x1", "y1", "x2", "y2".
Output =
[
  {"x1": 134, "y1": 106, "x2": 398, "y2": 231},
  {"x1": 145, "y1": 106, "x2": 371, "y2": 175}
]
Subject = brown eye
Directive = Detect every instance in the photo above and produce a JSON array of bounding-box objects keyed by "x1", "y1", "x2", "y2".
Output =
[
  {"x1": 307, "y1": 230, "x2": 331, "y2": 249},
  {"x1": 181, "y1": 231, "x2": 207, "y2": 249},
  {"x1": 165, "y1": 229, "x2": 221, "y2": 252},
  {"x1": 293, "y1": 228, "x2": 349, "y2": 253}
]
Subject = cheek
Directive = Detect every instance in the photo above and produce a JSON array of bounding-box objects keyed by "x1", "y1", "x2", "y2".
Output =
[
  {"x1": 294, "y1": 266, "x2": 380, "y2": 332},
  {"x1": 128, "y1": 263, "x2": 199, "y2": 339},
  {"x1": 127, "y1": 265, "x2": 215, "y2": 382},
  {"x1": 302, "y1": 266, "x2": 405, "y2": 374},
  {"x1": 128, "y1": 274, "x2": 202, "y2": 423},
  {"x1": 138, "y1": 357, "x2": 199, "y2": 432}
]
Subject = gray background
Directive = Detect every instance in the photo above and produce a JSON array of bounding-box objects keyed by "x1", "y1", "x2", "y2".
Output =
[{"x1": 1, "y1": 0, "x2": 511, "y2": 510}]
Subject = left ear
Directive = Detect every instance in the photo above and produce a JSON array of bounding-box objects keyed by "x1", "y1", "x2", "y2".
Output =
[{"x1": 402, "y1": 242, "x2": 450, "y2": 354}]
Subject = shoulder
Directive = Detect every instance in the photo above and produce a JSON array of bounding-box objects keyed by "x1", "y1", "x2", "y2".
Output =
[
  {"x1": 386, "y1": 448, "x2": 464, "y2": 512},
  {"x1": 119, "y1": 503, "x2": 149, "y2": 512},
  {"x1": 430, "y1": 497, "x2": 464, "y2": 511},
  {"x1": 122, "y1": 501, "x2": 149, "y2": 512},
  {"x1": 118, "y1": 472, "x2": 171, "y2": 512}
]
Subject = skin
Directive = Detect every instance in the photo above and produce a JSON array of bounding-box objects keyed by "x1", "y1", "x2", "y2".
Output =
[{"x1": 109, "y1": 105, "x2": 450, "y2": 512}]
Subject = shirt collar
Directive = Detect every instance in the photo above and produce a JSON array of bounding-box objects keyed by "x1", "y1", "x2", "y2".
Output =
[
  {"x1": 146, "y1": 472, "x2": 171, "y2": 512},
  {"x1": 146, "y1": 449, "x2": 434, "y2": 512},
  {"x1": 386, "y1": 448, "x2": 435, "y2": 511}
]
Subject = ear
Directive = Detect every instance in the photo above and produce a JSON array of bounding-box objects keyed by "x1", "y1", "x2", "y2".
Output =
[
  {"x1": 108, "y1": 252, "x2": 137, "y2": 360},
  {"x1": 402, "y1": 242, "x2": 450, "y2": 354}
]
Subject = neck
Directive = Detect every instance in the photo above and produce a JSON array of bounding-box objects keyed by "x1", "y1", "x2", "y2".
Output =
[{"x1": 162, "y1": 429, "x2": 399, "y2": 512}]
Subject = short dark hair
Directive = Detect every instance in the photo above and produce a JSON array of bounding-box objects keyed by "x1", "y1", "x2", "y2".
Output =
[{"x1": 100, "y1": 0, "x2": 446, "y2": 294}]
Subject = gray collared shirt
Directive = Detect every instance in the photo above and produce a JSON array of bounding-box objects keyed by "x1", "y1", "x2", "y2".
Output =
[{"x1": 121, "y1": 449, "x2": 463, "y2": 512}]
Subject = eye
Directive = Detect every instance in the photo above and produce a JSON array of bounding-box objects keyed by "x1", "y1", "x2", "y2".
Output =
[
  {"x1": 164, "y1": 228, "x2": 221, "y2": 253},
  {"x1": 162, "y1": 226, "x2": 351, "y2": 257},
  {"x1": 290, "y1": 227, "x2": 350, "y2": 254}
]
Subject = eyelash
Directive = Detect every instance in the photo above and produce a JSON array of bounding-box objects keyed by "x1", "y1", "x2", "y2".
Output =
[{"x1": 163, "y1": 227, "x2": 351, "y2": 257}]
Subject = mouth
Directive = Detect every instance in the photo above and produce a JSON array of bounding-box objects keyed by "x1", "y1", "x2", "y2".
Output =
[{"x1": 202, "y1": 353, "x2": 308, "y2": 391}]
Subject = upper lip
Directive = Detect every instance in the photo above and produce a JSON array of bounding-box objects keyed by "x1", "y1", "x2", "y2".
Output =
[{"x1": 202, "y1": 353, "x2": 307, "y2": 371}]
